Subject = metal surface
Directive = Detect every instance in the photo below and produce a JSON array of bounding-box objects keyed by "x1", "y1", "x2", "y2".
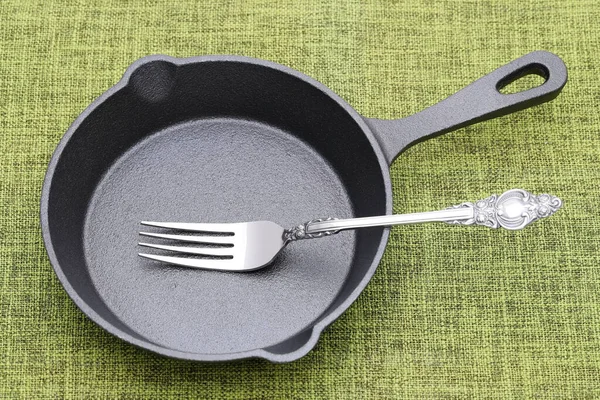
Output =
[
  {"x1": 282, "y1": 217, "x2": 340, "y2": 241},
  {"x1": 139, "y1": 220, "x2": 285, "y2": 272},
  {"x1": 307, "y1": 189, "x2": 562, "y2": 233},
  {"x1": 446, "y1": 189, "x2": 563, "y2": 230},
  {"x1": 365, "y1": 51, "x2": 569, "y2": 164},
  {"x1": 139, "y1": 190, "x2": 561, "y2": 271},
  {"x1": 40, "y1": 52, "x2": 567, "y2": 362}
]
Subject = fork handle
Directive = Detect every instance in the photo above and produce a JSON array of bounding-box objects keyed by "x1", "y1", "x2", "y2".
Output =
[{"x1": 293, "y1": 189, "x2": 561, "y2": 240}]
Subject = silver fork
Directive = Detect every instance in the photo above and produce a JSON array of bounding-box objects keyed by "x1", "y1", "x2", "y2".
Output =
[{"x1": 138, "y1": 189, "x2": 562, "y2": 272}]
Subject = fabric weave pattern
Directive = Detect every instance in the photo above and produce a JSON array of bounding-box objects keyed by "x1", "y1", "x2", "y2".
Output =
[{"x1": 1, "y1": 0, "x2": 599, "y2": 398}]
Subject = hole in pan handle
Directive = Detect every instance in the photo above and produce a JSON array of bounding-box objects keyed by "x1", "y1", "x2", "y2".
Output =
[{"x1": 365, "y1": 50, "x2": 568, "y2": 165}]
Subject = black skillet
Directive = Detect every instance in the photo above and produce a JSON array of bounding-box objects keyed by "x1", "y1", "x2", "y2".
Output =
[{"x1": 41, "y1": 51, "x2": 567, "y2": 362}]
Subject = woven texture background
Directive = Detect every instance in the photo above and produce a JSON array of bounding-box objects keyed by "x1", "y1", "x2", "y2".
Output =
[{"x1": 1, "y1": 0, "x2": 599, "y2": 398}]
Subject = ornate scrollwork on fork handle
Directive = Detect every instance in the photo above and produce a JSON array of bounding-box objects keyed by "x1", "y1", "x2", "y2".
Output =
[
  {"x1": 446, "y1": 189, "x2": 562, "y2": 230},
  {"x1": 283, "y1": 217, "x2": 339, "y2": 242}
]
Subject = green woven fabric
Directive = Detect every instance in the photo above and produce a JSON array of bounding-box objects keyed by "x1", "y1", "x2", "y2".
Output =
[{"x1": 1, "y1": 0, "x2": 599, "y2": 398}]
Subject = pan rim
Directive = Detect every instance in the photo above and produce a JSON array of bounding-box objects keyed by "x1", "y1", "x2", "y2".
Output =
[{"x1": 40, "y1": 54, "x2": 393, "y2": 362}]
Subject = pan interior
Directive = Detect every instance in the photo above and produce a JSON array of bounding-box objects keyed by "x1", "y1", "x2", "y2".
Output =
[
  {"x1": 84, "y1": 118, "x2": 356, "y2": 353},
  {"x1": 45, "y1": 59, "x2": 388, "y2": 357}
]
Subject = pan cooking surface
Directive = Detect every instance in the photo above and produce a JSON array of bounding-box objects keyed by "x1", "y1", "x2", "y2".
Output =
[{"x1": 83, "y1": 118, "x2": 356, "y2": 353}]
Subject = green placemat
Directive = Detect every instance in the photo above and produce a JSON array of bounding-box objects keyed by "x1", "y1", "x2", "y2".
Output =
[{"x1": 1, "y1": 0, "x2": 599, "y2": 398}]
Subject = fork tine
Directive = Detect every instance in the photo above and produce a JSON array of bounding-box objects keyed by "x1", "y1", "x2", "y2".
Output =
[
  {"x1": 138, "y1": 243, "x2": 233, "y2": 257},
  {"x1": 139, "y1": 253, "x2": 238, "y2": 271},
  {"x1": 139, "y1": 232, "x2": 234, "y2": 245},
  {"x1": 141, "y1": 221, "x2": 236, "y2": 233}
]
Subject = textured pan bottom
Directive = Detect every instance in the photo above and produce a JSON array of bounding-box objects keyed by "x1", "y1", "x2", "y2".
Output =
[{"x1": 83, "y1": 118, "x2": 356, "y2": 354}]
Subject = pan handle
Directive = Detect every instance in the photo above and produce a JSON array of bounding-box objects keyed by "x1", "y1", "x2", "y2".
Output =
[{"x1": 365, "y1": 51, "x2": 567, "y2": 165}]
